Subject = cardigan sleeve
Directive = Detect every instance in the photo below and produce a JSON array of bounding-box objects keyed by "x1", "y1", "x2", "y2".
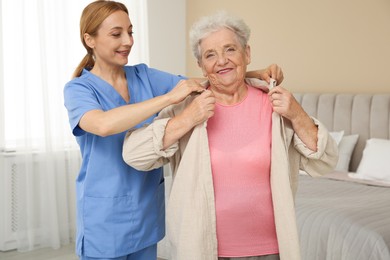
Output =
[
  {"x1": 293, "y1": 117, "x2": 339, "y2": 177},
  {"x1": 122, "y1": 95, "x2": 195, "y2": 171},
  {"x1": 122, "y1": 117, "x2": 179, "y2": 171}
]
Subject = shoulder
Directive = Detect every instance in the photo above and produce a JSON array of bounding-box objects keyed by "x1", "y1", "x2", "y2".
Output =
[
  {"x1": 124, "y1": 63, "x2": 160, "y2": 75},
  {"x1": 245, "y1": 78, "x2": 269, "y2": 93},
  {"x1": 64, "y1": 70, "x2": 101, "y2": 98},
  {"x1": 247, "y1": 85, "x2": 269, "y2": 98},
  {"x1": 160, "y1": 95, "x2": 196, "y2": 117},
  {"x1": 65, "y1": 69, "x2": 95, "y2": 87},
  {"x1": 64, "y1": 76, "x2": 93, "y2": 94},
  {"x1": 126, "y1": 64, "x2": 186, "y2": 80},
  {"x1": 124, "y1": 63, "x2": 148, "y2": 72}
]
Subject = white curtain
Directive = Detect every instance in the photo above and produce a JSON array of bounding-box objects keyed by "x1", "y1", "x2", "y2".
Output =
[{"x1": 0, "y1": 0, "x2": 148, "y2": 252}]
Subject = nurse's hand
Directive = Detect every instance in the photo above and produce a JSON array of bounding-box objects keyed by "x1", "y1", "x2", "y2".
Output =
[
  {"x1": 166, "y1": 79, "x2": 205, "y2": 105},
  {"x1": 246, "y1": 64, "x2": 284, "y2": 85}
]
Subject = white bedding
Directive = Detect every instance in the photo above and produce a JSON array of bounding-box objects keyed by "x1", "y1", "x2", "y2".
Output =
[{"x1": 296, "y1": 173, "x2": 390, "y2": 260}]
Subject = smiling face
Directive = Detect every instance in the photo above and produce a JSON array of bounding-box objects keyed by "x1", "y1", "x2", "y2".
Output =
[
  {"x1": 84, "y1": 10, "x2": 133, "y2": 69},
  {"x1": 198, "y1": 28, "x2": 251, "y2": 94}
]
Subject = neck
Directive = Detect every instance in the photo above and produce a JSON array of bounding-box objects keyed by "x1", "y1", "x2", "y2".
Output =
[
  {"x1": 90, "y1": 63, "x2": 125, "y2": 83},
  {"x1": 209, "y1": 82, "x2": 248, "y2": 105}
]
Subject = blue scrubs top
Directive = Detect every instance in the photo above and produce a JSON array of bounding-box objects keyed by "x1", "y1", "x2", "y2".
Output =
[{"x1": 63, "y1": 64, "x2": 186, "y2": 258}]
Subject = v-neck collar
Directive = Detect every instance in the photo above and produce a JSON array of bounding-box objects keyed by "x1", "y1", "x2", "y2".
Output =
[{"x1": 83, "y1": 68, "x2": 131, "y2": 105}]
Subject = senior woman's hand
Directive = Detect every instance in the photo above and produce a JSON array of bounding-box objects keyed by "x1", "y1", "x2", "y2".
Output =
[
  {"x1": 269, "y1": 86, "x2": 318, "y2": 151},
  {"x1": 181, "y1": 90, "x2": 216, "y2": 126},
  {"x1": 162, "y1": 90, "x2": 215, "y2": 149},
  {"x1": 268, "y1": 86, "x2": 303, "y2": 120}
]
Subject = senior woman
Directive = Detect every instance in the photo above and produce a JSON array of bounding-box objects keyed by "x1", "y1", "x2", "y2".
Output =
[{"x1": 122, "y1": 11, "x2": 338, "y2": 260}]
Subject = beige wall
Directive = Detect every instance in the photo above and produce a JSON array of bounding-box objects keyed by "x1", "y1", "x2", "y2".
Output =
[
  {"x1": 147, "y1": 0, "x2": 186, "y2": 75},
  {"x1": 186, "y1": 0, "x2": 390, "y2": 93}
]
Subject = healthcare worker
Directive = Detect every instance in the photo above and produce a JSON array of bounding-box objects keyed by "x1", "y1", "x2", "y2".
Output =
[{"x1": 63, "y1": 1, "x2": 284, "y2": 259}]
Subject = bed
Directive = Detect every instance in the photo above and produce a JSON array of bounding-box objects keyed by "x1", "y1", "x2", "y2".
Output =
[{"x1": 294, "y1": 93, "x2": 390, "y2": 260}]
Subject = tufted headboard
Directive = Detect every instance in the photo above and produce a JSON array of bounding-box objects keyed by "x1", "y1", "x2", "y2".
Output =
[{"x1": 294, "y1": 93, "x2": 390, "y2": 172}]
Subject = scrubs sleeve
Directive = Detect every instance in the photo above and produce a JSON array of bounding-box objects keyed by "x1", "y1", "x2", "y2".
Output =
[
  {"x1": 122, "y1": 104, "x2": 179, "y2": 171},
  {"x1": 295, "y1": 117, "x2": 339, "y2": 176},
  {"x1": 63, "y1": 80, "x2": 102, "y2": 136},
  {"x1": 143, "y1": 65, "x2": 187, "y2": 95}
]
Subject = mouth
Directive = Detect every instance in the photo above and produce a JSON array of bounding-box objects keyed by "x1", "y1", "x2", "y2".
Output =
[
  {"x1": 116, "y1": 50, "x2": 130, "y2": 56},
  {"x1": 217, "y1": 68, "x2": 233, "y2": 74}
]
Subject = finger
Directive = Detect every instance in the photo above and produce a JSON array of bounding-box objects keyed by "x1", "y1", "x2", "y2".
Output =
[
  {"x1": 272, "y1": 93, "x2": 278, "y2": 102},
  {"x1": 275, "y1": 70, "x2": 284, "y2": 85},
  {"x1": 204, "y1": 89, "x2": 216, "y2": 97},
  {"x1": 271, "y1": 98, "x2": 282, "y2": 107},
  {"x1": 263, "y1": 74, "x2": 271, "y2": 84},
  {"x1": 194, "y1": 88, "x2": 206, "y2": 94},
  {"x1": 269, "y1": 89, "x2": 280, "y2": 99},
  {"x1": 267, "y1": 64, "x2": 276, "y2": 79}
]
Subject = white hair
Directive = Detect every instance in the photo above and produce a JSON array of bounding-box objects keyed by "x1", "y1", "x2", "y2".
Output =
[{"x1": 189, "y1": 11, "x2": 251, "y2": 61}]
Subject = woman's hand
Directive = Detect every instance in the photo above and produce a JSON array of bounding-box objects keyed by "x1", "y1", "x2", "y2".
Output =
[
  {"x1": 269, "y1": 86, "x2": 318, "y2": 151},
  {"x1": 162, "y1": 90, "x2": 215, "y2": 149},
  {"x1": 268, "y1": 86, "x2": 303, "y2": 120},
  {"x1": 183, "y1": 90, "x2": 216, "y2": 126},
  {"x1": 246, "y1": 64, "x2": 284, "y2": 85},
  {"x1": 263, "y1": 64, "x2": 284, "y2": 85},
  {"x1": 166, "y1": 79, "x2": 205, "y2": 105}
]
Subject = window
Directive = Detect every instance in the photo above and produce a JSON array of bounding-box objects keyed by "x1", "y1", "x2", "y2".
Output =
[{"x1": 0, "y1": 0, "x2": 148, "y2": 151}]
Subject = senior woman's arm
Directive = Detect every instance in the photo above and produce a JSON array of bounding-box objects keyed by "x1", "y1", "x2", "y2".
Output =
[
  {"x1": 122, "y1": 117, "x2": 175, "y2": 171},
  {"x1": 123, "y1": 90, "x2": 215, "y2": 170},
  {"x1": 162, "y1": 90, "x2": 215, "y2": 149},
  {"x1": 268, "y1": 86, "x2": 318, "y2": 151}
]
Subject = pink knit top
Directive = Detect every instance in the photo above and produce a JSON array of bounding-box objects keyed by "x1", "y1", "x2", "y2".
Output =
[{"x1": 207, "y1": 85, "x2": 279, "y2": 257}]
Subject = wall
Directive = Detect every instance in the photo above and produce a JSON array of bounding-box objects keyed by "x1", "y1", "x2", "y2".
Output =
[
  {"x1": 147, "y1": 0, "x2": 186, "y2": 76},
  {"x1": 186, "y1": 0, "x2": 390, "y2": 93}
]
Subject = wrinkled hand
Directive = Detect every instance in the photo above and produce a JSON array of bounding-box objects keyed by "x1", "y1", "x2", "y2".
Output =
[
  {"x1": 269, "y1": 85, "x2": 319, "y2": 151},
  {"x1": 260, "y1": 64, "x2": 284, "y2": 85},
  {"x1": 167, "y1": 79, "x2": 205, "y2": 104},
  {"x1": 268, "y1": 86, "x2": 305, "y2": 121},
  {"x1": 183, "y1": 90, "x2": 215, "y2": 126}
]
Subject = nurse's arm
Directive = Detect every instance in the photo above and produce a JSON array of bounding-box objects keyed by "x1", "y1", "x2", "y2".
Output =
[{"x1": 79, "y1": 80, "x2": 204, "y2": 137}]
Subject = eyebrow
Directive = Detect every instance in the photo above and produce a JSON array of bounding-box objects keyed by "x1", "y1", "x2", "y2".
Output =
[
  {"x1": 203, "y1": 43, "x2": 237, "y2": 54},
  {"x1": 110, "y1": 24, "x2": 133, "y2": 31}
]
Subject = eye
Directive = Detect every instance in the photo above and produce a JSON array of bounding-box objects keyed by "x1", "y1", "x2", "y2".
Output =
[
  {"x1": 204, "y1": 52, "x2": 215, "y2": 59},
  {"x1": 128, "y1": 31, "x2": 134, "y2": 36},
  {"x1": 226, "y1": 47, "x2": 236, "y2": 52},
  {"x1": 111, "y1": 31, "x2": 121, "y2": 37}
]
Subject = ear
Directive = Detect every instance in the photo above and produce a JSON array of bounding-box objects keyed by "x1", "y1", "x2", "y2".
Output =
[
  {"x1": 245, "y1": 45, "x2": 251, "y2": 65},
  {"x1": 84, "y1": 33, "x2": 95, "y2": 49}
]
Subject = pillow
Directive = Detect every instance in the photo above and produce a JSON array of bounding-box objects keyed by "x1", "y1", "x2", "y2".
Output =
[
  {"x1": 352, "y1": 138, "x2": 390, "y2": 183},
  {"x1": 299, "y1": 131, "x2": 356, "y2": 175},
  {"x1": 334, "y1": 134, "x2": 359, "y2": 172},
  {"x1": 329, "y1": 130, "x2": 344, "y2": 145}
]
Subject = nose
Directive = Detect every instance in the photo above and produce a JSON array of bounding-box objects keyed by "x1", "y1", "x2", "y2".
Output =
[
  {"x1": 216, "y1": 53, "x2": 228, "y2": 65},
  {"x1": 123, "y1": 33, "x2": 133, "y2": 46}
]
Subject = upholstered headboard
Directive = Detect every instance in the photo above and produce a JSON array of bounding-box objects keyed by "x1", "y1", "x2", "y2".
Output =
[{"x1": 294, "y1": 93, "x2": 390, "y2": 172}]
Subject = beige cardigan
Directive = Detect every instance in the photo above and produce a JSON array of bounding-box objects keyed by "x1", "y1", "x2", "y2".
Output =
[{"x1": 123, "y1": 82, "x2": 338, "y2": 260}]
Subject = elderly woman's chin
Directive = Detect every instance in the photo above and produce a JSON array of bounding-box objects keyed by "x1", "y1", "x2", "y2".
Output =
[
  {"x1": 210, "y1": 71, "x2": 244, "y2": 83},
  {"x1": 210, "y1": 76, "x2": 245, "y2": 89}
]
